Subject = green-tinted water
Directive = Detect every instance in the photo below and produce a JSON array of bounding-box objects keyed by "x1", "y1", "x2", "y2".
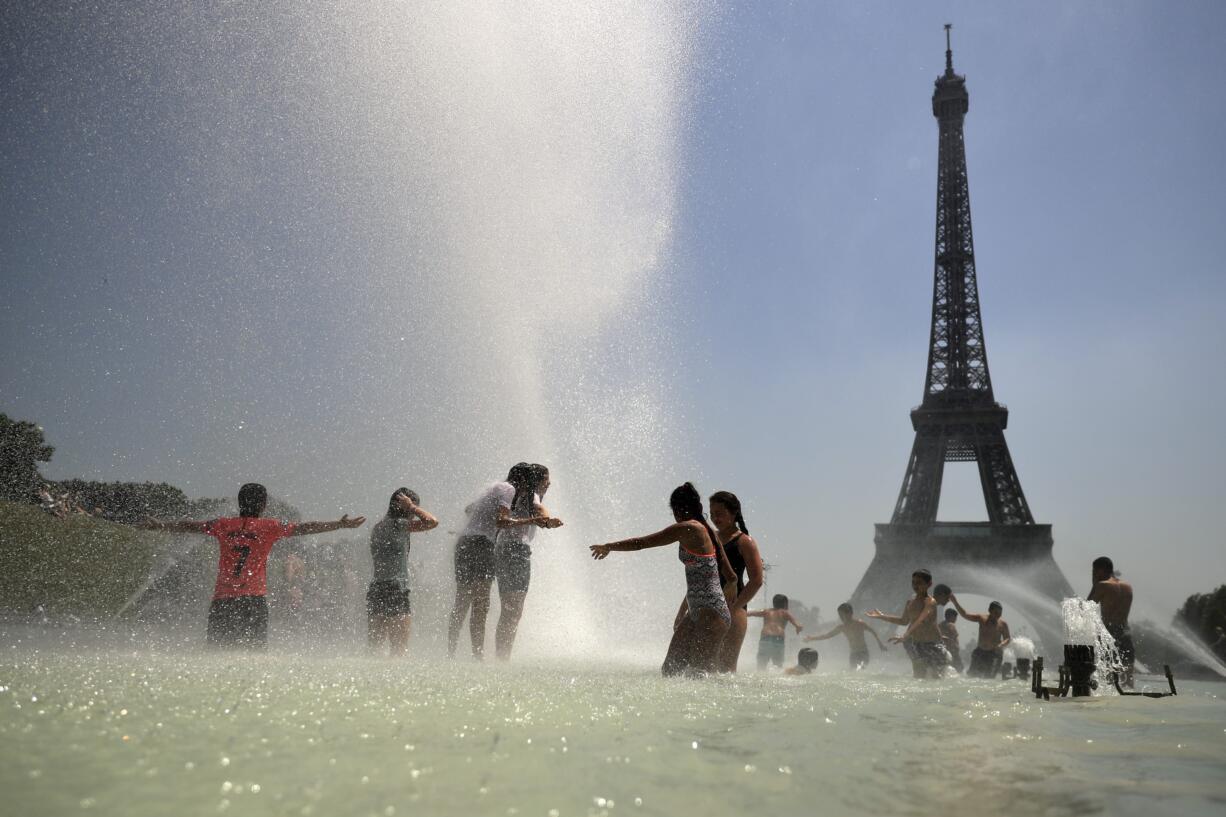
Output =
[{"x1": 3, "y1": 646, "x2": 1224, "y2": 817}]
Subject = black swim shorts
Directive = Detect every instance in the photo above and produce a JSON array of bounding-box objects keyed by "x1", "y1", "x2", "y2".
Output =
[
  {"x1": 206, "y1": 595, "x2": 269, "y2": 650},
  {"x1": 969, "y1": 647, "x2": 1000, "y2": 678},
  {"x1": 454, "y1": 535, "x2": 496, "y2": 584},
  {"x1": 366, "y1": 581, "x2": 411, "y2": 617},
  {"x1": 495, "y1": 544, "x2": 532, "y2": 594}
]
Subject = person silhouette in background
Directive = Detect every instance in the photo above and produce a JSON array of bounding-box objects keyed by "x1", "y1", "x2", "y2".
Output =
[
  {"x1": 137, "y1": 482, "x2": 365, "y2": 650},
  {"x1": 1088, "y1": 556, "x2": 1134, "y2": 687},
  {"x1": 366, "y1": 488, "x2": 438, "y2": 657},
  {"x1": 493, "y1": 463, "x2": 563, "y2": 660},
  {"x1": 749, "y1": 594, "x2": 804, "y2": 670},
  {"x1": 805, "y1": 602, "x2": 886, "y2": 670}
]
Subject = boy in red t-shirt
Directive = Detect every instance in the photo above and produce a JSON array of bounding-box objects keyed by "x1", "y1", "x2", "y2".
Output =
[{"x1": 139, "y1": 483, "x2": 365, "y2": 649}]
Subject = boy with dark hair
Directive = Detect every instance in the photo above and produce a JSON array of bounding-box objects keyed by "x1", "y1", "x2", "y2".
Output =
[
  {"x1": 804, "y1": 602, "x2": 887, "y2": 670},
  {"x1": 138, "y1": 482, "x2": 365, "y2": 649},
  {"x1": 948, "y1": 593, "x2": 1010, "y2": 678},
  {"x1": 748, "y1": 594, "x2": 803, "y2": 670},
  {"x1": 866, "y1": 568, "x2": 950, "y2": 678},
  {"x1": 1088, "y1": 556, "x2": 1134, "y2": 687},
  {"x1": 784, "y1": 647, "x2": 820, "y2": 676}
]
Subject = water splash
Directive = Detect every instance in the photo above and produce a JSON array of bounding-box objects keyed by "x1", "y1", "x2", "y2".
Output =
[{"x1": 1061, "y1": 597, "x2": 1124, "y2": 695}]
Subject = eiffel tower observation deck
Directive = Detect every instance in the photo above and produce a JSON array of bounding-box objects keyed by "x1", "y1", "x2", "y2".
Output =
[{"x1": 851, "y1": 27, "x2": 1073, "y2": 655}]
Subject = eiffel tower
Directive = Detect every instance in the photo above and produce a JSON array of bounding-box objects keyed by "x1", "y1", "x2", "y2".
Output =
[{"x1": 851, "y1": 27, "x2": 1073, "y2": 655}]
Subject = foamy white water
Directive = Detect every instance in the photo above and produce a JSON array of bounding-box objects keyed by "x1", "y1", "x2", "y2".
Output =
[{"x1": 3, "y1": 641, "x2": 1225, "y2": 817}]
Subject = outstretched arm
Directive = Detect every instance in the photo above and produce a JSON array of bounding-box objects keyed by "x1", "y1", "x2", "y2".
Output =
[
  {"x1": 746, "y1": 609, "x2": 769, "y2": 618},
  {"x1": 865, "y1": 622, "x2": 888, "y2": 650},
  {"x1": 290, "y1": 515, "x2": 366, "y2": 536},
  {"x1": 949, "y1": 593, "x2": 984, "y2": 624},
  {"x1": 804, "y1": 624, "x2": 844, "y2": 643},
  {"x1": 496, "y1": 504, "x2": 549, "y2": 530},
  {"x1": 135, "y1": 517, "x2": 209, "y2": 534},
  {"x1": 865, "y1": 609, "x2": 908, "y2": 626},
  {"x1": 590, "y1": 523, "x2": 689, "y2": 559}
]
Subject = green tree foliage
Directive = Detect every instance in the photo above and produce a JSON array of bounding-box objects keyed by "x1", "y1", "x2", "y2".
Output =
[
  {"x1": 1175, "y1": 585, "x2": 1226, "y2": 652},
  {"x1": 0, "y1": 414, "x2": 54, "y2": 502},
  {"x1": 52, "y1": 479, "x2": 191, "y2": 525}
]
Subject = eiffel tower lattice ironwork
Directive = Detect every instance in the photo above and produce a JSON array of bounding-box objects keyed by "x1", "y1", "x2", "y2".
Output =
[{"x1": 851, "y1": 27, "x2": 1073, "y2": 655}]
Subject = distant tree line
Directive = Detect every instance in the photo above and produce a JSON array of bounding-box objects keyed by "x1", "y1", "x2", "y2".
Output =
[
  {"x1": 0, "y1": 412, "x2": 301, "y2": 523},
  {"x1": 1176, "y1": 585, "x2": 1226, "y2": 657}
]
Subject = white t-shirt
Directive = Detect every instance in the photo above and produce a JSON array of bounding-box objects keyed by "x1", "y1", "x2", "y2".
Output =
[
  {"x1": 496, "y1": 490, "x2": 541, "y2": 550},
  {"x1": 460, "y1": 482, "x2": 514, "y2": 542}
]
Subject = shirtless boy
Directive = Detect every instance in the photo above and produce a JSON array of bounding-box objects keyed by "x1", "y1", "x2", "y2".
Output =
[
  {"x1": 784, "y1": 647, "x2": 820, "y2": 676},
  {"x1": 938, "y1": 608, "x2": 964, "y2": 673},
  {"x1": 1088, "y1": 556, "x2": 1135, "y2": 687},
  {"x1": 866, "y1": 569, "x2": 950, "y2": 678},
  {"x1": 805, "y1": 602, "x2": 887, "y2": 670},
  {"x1": 948, "y1": 593, "x2": 1011, "y2": 678},
  {"x1": 749, "y1": 594, "x2": 803, "y2": 670}
]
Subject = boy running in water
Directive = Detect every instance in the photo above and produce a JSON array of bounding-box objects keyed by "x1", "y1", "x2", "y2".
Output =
[
  {"x1": 947, "y1": 593, "x2": 1011, "y2": 678},
  {"x1": 804, "y1": 602, "x2": 887, "y2": 670},
  {"x1": 138, "y1": 482, "x2": 365, "y2": 649},
  {"x1": 866, "y1": 569, "x2": 950, "y2": 678},
  {"x1": 748, "y1": 594, "x2": 803, "y2": 670}
]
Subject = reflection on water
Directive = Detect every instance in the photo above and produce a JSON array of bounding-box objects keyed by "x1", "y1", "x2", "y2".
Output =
[{"x1": 3, "y1": 642, "x2": 1224, "y2": 817}]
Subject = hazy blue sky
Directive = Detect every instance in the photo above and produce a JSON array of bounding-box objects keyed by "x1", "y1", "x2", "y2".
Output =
[{"x1": 3, "y1": 1, "x2": 1224, "y2": 625}]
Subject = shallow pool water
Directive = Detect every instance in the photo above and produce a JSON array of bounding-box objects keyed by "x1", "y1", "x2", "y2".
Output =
[{"x1": 3, "y1": 640, "x2": 1225, "y2": 817}]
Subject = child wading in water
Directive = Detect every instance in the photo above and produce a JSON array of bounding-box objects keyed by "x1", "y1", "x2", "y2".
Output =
[
  {"x1": 590, "y1": 483, "x2": 734, "y2": 677},
  {"x1": 784, "y1": 647, "x2": 820, "y2": 676},
  {"x1": 866, "y1": 568, "x2": 950, "y2": 678},
  {"x1": 137, "y1": 482, "x2": 365, "y2": 650},
  {"x1": 804, "y1": 602, "x2": 886, "y2": 670},
  {"x1": 366, "y1": 488, "x2": 438, "y2": 657},
  {"x1": 748, "y1": 594, "x2": 803, "y2": 670}
]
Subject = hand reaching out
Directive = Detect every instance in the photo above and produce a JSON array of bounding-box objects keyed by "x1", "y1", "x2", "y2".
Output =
[
  {"x1": 589, "y1": 544, "x2": 611, "y2": 560},
  {"x1": 340, "y1": 514, "x2": 366, "y2": 529}
]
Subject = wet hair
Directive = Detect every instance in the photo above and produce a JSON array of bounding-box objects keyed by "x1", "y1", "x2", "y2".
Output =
[
  {"x1": 509, "y1": 463, "x2": 548, "y2": 516},
  {"x1": 772, "y1": 594, "x2": 788, "y2": 610},
  {"x1": 1093, "y1": 556, "x2": 1114, "y2": 574},
  {"x1": 912, "y1": 568, "x2": 933, "y2": 584},
  {"x1": 933, "y1": 583, "x2": 951, "y2": 598},
  {"x1": 797, "y1": 648, "x2": 819, "y2": 671},
  {"x1": 387, "y1": 487, "x2": 421, "y2": 518},
  {"x1": 669, "y1": 483, "x2": 723, "y2": 560},
  {"x1": 945, "y1": 608, "x2": 958, "y2": 621},
  {"x1": 989, "y1": 601, "x2": 1003, "y2": 613},
  {"x1": 709, "y1": 491, "x2": 749, "y2": 534},
  {"x1": 237, "y1": 483, "x2": 267, "y2": 518},
  {"x1": 837, "y1": 602, "x2": 853, "y2": 615}
]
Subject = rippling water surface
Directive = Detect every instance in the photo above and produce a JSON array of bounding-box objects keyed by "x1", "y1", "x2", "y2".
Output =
[{"x1": 3, "y1": 640, "x2": 1225, "y2": 817}]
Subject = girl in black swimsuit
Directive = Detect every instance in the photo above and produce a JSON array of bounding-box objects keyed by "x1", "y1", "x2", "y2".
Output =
[{"x1": 709, "y1": 491, "x2": 765, "y2": 673}]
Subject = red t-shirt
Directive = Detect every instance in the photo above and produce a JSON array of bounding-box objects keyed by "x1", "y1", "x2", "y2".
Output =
[{"x1": 204, "y1": 517, "x2": 296, "y2": 600}]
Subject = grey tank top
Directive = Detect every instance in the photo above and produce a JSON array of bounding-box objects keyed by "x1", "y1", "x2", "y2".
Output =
[{"x1": 369, "y1": 517, "x2": 410, "y2": 586}]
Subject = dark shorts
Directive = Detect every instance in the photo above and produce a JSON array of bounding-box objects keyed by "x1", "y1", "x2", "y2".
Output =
[
  {"x1": 758, "y1": 634, "x2": 786, "y2": 667},
  {"x1": 907, "y1": 640, "x2": 951, "y2": 672},
  {"x1": 207, "y1": 596, "x2": 269, "y2": 649},
  {"x1": 969, "y1": 647, "x2": 1001, "y2": 678},
  {"x1": 495, "y1": 545, "x2": 532, "y2": 594},
  {"x1": 366, "y1": 581, "x2": 411, "y2": 617},
  {"x1": 454, "y1": 535, "x2": 496, "y2": 584},
  {"x1": 849, "y1": 649, "x2": 870, "y2": 669},
  {"x1": 1105, "y1": 623, "x2": 1135, "y2": 666}
]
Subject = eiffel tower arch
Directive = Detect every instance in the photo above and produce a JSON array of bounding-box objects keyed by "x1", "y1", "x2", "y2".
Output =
[{"x1": 850, "y1": 27, "x2": 1073, "y2": 656}]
